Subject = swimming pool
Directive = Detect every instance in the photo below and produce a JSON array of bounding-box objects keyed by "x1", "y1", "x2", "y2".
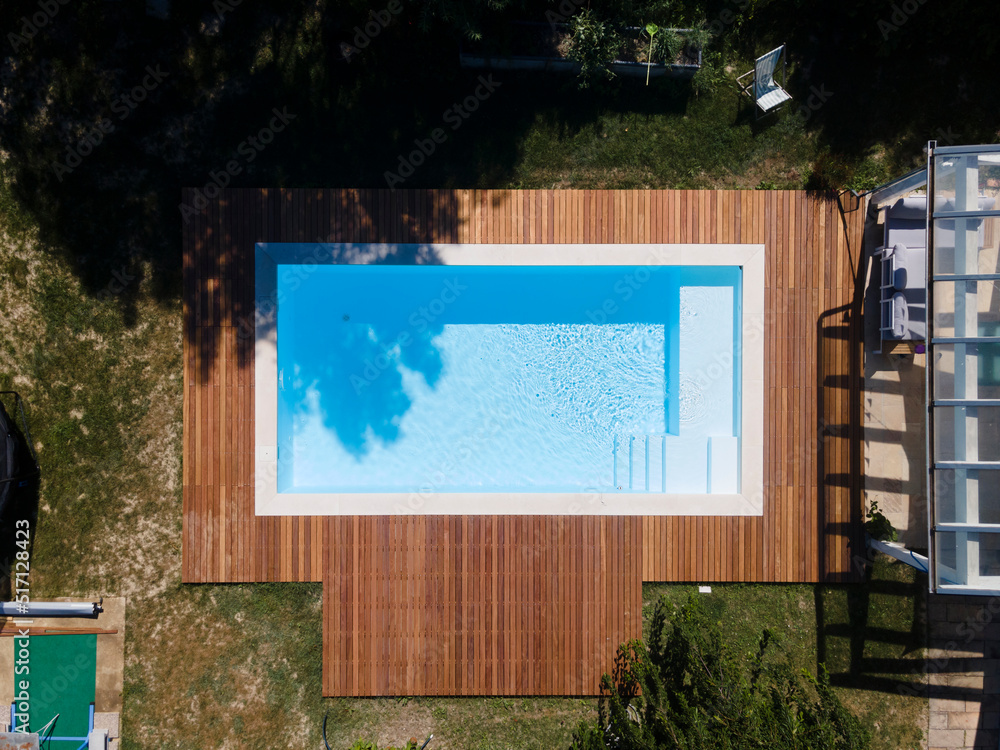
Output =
[
  {"x1": 277, "y1": 264, "x2": 738, "y2": 494},
  {"x1": 255, "y1": 243, "x2": 764, "y2": 515}
]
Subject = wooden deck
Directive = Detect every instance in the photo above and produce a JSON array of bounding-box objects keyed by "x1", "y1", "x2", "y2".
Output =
[
  {"x1": 182, "y1": 188, "x2": 867, "y2": 696},
  {"x1": 322, "y1": 516, "x2": 642, "y2": 696}
]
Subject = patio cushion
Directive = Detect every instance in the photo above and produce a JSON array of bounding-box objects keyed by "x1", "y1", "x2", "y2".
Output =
[{"x1": 892, "y1": 292, "x2": 907, "y2": 338}]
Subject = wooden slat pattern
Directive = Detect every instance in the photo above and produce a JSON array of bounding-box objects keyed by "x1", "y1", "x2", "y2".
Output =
[
  {"x1": 182, "y1": 188, "x2": 867, "y2": 696},
  {"x1": 322, "y1": 516, "x2": 641, "y2": 696}
]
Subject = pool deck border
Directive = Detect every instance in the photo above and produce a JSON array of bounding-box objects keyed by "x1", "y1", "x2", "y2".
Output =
[{"x1": 254, "y1": 242, "x2": 764, "y2": 516}]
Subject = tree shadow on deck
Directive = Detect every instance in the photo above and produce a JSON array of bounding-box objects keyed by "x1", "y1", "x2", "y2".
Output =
[
  {"x1": 0, "y1": 0, "x2": 695, "y2": 344},
  {"x1": 814, "y1": 191, "x2": 867, "y2": 583}
]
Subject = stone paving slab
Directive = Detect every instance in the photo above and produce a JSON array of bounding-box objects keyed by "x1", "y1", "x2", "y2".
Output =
[{"x1": 928, "y1": 593, "x2": 1000, "y2": 748}]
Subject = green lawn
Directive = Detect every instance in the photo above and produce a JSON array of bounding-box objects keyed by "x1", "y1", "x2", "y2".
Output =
[
  {"x1": 0, "y1": 160, "x2": 929, "y2": 748},
  {"x1": 644, "y1": 555, "x2": 927, "y2": 750}
]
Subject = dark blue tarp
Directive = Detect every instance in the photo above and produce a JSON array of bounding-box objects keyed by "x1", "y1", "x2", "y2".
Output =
[{"x1": 0, "y1": 394, "x2": 39, "y2": 520}]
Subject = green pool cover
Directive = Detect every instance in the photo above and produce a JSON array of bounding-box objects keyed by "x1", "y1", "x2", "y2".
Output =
[{"x1": 14, "y1": 634, "x2": 96, "y2": 749}]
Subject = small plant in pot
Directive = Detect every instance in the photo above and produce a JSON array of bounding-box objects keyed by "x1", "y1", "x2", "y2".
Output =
[
  {"x1": 640, "y1": 23, "x2": 685, "y2": 85},
  {"x1": 865, "y1": 500, "x2": 898, "y2": 542}
]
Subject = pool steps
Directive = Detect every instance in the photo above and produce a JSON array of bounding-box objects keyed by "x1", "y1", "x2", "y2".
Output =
[{"x1": 613, "y1": 434, "x2": 738, "y2": 493}]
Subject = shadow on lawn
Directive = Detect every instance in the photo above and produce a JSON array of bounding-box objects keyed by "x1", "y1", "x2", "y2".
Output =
[
  {"x1": 0, "y1": 0, "x2": 697, "y2": 392},
  {"x1": 741, "y1": 0, "x2": 999, "y2": 183},
  {"x1": 1, "y1": 0, "x2": 996, "y2": 342},
  {"x1": 814, "y1": 557, "x2": 928, "y2": 698}
]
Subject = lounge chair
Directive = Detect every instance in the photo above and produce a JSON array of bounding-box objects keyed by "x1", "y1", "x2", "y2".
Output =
[
  {"x1": 879, "y1": 243, "x2": 925, "y2": 341},
  {"x1": 737, "y1": 45, "x2": 791, "y2": 119},
  {"x1": 876, "y1": 194, "x2": 996, "y2": 345}
]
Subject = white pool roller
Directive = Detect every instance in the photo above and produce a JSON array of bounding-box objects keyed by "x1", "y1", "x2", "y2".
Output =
[{"x1": 0, "y1": 601, "x2": 102, "y2": 617}]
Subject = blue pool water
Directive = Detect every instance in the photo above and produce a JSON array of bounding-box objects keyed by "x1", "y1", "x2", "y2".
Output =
[{"x1": 276, "y1": 265, "x2": 741, "y2": 494}]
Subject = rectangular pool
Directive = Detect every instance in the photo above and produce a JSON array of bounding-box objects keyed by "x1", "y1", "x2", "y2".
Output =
[
  {"x1": 254, "y1": 243, "x2": 764, "y2": 516},
  {"x1": 276, "y1": 264, "x2": 740, "y2": 494}
]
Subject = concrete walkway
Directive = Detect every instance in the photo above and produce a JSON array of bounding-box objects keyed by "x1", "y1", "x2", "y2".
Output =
[{"x1": 927, "y1": 594, "x2": 1000, "y2": 749}]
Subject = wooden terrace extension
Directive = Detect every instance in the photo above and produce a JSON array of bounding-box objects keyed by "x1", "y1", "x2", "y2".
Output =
[{"x1": 182, "y1": 188, "x2": 867, "y2": 696}]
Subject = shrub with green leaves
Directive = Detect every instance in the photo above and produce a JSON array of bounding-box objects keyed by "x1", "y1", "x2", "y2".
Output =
[
  {"x1": 571, "y1": 595, "x2": 872, "y2": 749},
  {"x1": 691, "y1": 50, "x2": 725, "y2": 97},
  {"x1": 567, "y1": 9, "x2": 623, "y2": 88},
  {"x1": 683, "y1": 25, "x2": 712, "y2": 56}
]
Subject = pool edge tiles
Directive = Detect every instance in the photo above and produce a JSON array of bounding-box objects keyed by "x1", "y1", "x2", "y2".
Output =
[{"x1": 254, "y1": 243, "x2": 764, "y2": 516}]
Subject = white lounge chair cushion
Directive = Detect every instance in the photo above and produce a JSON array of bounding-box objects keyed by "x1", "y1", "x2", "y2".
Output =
[
  {"x1": 892, "y1": 292, "x2": 907, "y2": 338},
  {"x1": 891, "y1": 244, "x2": 909, "y2": 289},
  {"x1": 756, "y1": 87, "x2": 792, "y2": 112}
]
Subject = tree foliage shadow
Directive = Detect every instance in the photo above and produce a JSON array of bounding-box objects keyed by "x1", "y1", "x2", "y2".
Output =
[
  {"x1": 0, "y1": 0, "x2": 707, "y2": 338},
  {"x1": 741, "y1": 0, "x2": 998, "y2": 181},
  {"x1": 8, "y1": 0, "x2": 991, "y2": 345}
]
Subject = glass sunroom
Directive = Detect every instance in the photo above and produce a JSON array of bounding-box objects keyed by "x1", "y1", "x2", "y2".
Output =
[{"x1": 927, "y1": 143, "x2": 1000, "y2": 594}]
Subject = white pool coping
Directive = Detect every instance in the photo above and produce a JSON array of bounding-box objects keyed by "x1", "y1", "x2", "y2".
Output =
[{"x1": 254, "y1": 243, "x2": 764, "y2": 516}]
